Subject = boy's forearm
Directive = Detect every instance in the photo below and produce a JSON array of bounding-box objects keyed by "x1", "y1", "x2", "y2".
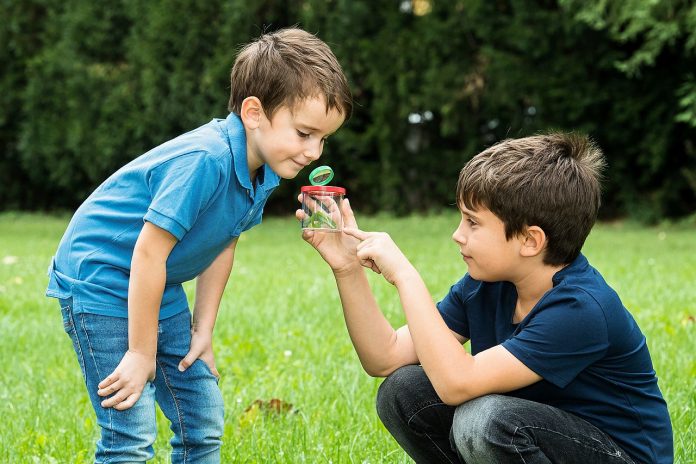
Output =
[
  {"x1": 127, "y1": 222, "x2": 178, "y2": 358},
  {"x1": 128, "y1": 253, "x2": 167, "y2": 357},
  {"x1": 395, "y1": 270, "x2": 473, "y2": 398},
  {"x1": 334, "y1": 268, "x2": 405, "y2": 376},
  {"x1": 193, "y1": 241, "x2": 236, "y2": 332}
]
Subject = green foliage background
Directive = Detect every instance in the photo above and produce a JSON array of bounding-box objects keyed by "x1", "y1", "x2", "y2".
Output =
[{"x1": 2, "y1": 0, "x2": 695, "y2": 221}]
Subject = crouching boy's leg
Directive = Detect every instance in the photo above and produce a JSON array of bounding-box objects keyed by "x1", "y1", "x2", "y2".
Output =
[
  {"x1": 376, "y1": 365, "x2": 461, "y2": 463},
  {"x1": 451, "y1": 395, "x2": 635, "y2": 464}
]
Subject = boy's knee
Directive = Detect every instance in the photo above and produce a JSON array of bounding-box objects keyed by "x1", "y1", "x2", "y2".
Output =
[
  {"x1": 451, "y1": 394, "x2": 511, "y2": 457},
  {"x1": 186, "y1": 397, "x2": 225, "y2": 446},
  {"x1": 376, "y1": 365, "x2": 426, "y2": 420},
  {"x1": 96, "y1": 394, "x2": 158, "y2": 461}
]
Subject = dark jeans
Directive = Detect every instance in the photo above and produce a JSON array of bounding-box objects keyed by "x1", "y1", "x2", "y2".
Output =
[{"x1": 376, "y1": 365, "x2": 636, "y2": 464}]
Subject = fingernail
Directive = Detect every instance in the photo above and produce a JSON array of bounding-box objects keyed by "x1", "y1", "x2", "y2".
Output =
[{"x1": 178, "y1": 365, "x2": 185, "y2": 372}]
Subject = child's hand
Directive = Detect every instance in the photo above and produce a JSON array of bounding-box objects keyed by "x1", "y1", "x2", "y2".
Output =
[
  {"x1": 296, "y1": 197, "x2": 362, "y2": 276},
  {"x1": 97, "y1": 350, "x2": 155, "y2": 410},
  {"x1": 342, "y1": 228, "x2": 415, "y2": 286},
  {"x1": 178, "y1": 329, "x2": 220, "y2": 379}
]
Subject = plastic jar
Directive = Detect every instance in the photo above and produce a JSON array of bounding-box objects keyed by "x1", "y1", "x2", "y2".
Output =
[{"x1": 300, "y1": 185, "x2": 346, "y2": 232}]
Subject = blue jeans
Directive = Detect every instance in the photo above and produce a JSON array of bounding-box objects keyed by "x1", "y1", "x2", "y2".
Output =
[
  {"x1": 376, "y1": 365, "x2": 636, "y2": 464},
  {"x1": 60, "y1": 299, "x2": 224, "y2": 463}
]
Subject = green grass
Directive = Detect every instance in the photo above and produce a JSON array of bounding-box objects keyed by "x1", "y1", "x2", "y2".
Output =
[{"x1": 0, "y1": 212, "x2": 693, "y2": 463}]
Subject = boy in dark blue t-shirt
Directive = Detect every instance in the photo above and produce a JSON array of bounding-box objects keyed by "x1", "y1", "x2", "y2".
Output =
[{"x1": 298, "y1": 133, "x2": 672, "y2": 463}]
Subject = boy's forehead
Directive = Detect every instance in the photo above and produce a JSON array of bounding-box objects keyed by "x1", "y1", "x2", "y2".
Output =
[
  {"x1": 289, "y1": 97, "x2": 345, "y2": 131},
  {"x1": 458, "y1": 202, "x2": 491, "y2": 217}
]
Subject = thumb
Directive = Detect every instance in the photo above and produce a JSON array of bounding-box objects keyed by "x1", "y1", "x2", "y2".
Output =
[
  {"x1": 341, "y1": 198, "x2": 359, "y2": 229},
  {"x1": 342, "y1": 226, "x2": 370, "y2": 241},
  {"x1": 178, "y1": 352, "x2": 196, "y2": 372}
]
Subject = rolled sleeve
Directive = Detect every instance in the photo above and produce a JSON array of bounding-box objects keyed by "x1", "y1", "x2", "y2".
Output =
[{"x1": 143, "y1": 208, "x2": 188, "y2": 240}]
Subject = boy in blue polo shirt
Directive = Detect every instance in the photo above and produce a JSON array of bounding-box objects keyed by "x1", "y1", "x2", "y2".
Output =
[
  {"x1": 46, "y1": 27, "x2": 351, "y2": 463},
  {"x1": 298, "y1": 133, "x2": 672, "y2": 463}
]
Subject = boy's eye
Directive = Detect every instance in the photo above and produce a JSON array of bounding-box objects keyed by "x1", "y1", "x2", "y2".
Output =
[{"x1": 297, "y1": 130, "x2": 310, "y2": 138}]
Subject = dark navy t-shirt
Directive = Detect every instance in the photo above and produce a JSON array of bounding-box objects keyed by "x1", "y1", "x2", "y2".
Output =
[{"x1": 437, "y1": 254, "x2": 673, "y2": 464}]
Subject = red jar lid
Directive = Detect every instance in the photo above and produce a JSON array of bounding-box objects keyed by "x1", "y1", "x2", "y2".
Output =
[{"x1": 300, "y1": 185, "x2": 346, "y2": 194}]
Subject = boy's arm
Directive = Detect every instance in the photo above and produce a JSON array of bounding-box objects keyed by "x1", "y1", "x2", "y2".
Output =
[
  {"x1": 333, "y1": 266, "x2": 422, "y2": 376},
  {"x1": 345, "y1": 228, "x2": 542, "y2": 406},
  {"x1": 98, "y1": 222, "x2": 178, "y2": 410},
  {"x1": 396, "y1": 271, "x2": 541, "y2": 405},
  {"x1": 178, "y1": 238, "x2": 238, "y2": 376},
  {"x1": 299, "y1": 199, "x2": 462, "y2": 376}
]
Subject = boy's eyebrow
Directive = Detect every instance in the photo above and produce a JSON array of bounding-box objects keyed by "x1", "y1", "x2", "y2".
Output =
[
  {"x1": 460, "y1": 206, "x2": 480, "y2": 220},
  {"x1": 298, "y1": 124, "x2": 335, "y2": 137}
]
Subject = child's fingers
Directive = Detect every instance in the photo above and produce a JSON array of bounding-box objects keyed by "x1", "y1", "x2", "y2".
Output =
[
  {"x1": 178, "y1": 353, "x2": 197, "y2": 372},
  {"x1": 98, "y1": 373, "x2": 118, "y2": 389},
  {"x1": 358, "y1": 257, "x2": 381, "y2": 274},
  {"x1": 343, "y1": 227, "x2": 370, "y2": 241},
  {"x1": 341, "y1": 198, "x2": 359, "y2": 229},
  {"x1": 101, "y1": 388, "x2": 131, "y2": 408},
  {"x1": 113, "y1": 392, "x2": 141, "y2": 411},
  {"x1": 97, "y1": 379, "x2": 123, "y2": 397}
]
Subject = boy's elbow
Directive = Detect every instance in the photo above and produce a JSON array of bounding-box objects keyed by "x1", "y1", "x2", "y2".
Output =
[
  {"x1": 360, "y1": 358, "x2": 403, "y2": 378},
  {"x1": 362, "y1": 363, "x2": 393, "y2": 378},
  {"x1": 439, "y1": 391, "x2": 465, "y2": 406},
  {"x1": 435, "y1": 379, "x2": 474, "y2": 406}
]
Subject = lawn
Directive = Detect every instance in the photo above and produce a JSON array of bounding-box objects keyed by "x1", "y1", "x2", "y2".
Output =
[{"x1": 0, "y1": 212, "x2": 693, "y2": 463}]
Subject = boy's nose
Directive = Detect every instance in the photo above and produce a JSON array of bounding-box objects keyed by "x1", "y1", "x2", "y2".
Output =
[
  {"x1": 304, "y1": 144, "x2": 323, "y2": 162},
  {"x1": 452, "y1": 226, "x2": 465, "y2": 245}
]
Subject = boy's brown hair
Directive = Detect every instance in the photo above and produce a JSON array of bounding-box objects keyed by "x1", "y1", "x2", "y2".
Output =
[
  {"x1": 456, "y1": 132, "x2": 605, "y2": 266},
  {"x1": 229, "y1": 27, "x2": 352, "y2": 120}
]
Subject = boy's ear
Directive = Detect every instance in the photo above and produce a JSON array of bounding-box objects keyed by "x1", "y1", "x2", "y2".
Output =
[
  {"x1": 240, "y1": 96, "x2": 263, "y2": 129},
  {"x1": 520, "y1": 226, "x2": 546, "y2": 258}
]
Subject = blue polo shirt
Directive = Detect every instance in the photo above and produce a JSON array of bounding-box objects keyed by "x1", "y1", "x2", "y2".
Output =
[
  {"x1": 46, "y1": 113, "x2": 280, "y2": 319},
  {"x1": 437, "y1": 254, "x2": 673, "y2": 464}
]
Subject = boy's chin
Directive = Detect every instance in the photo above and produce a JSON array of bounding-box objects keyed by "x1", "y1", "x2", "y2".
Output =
[{"x1": 279, "y1": 171, "x2": 300, "y2": 180}]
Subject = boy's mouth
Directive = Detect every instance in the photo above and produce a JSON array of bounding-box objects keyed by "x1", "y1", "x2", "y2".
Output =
[{"x1": 291, "y1": 159, "x2": 308, "y2": 169}]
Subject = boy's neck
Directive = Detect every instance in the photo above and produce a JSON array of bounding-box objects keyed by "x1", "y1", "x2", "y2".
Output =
[
  {"x1": 512, "y1": 262, "x2": 566, "y2": 323},
  {"x1": 248, "y1": 167, "x2": 258, "y2": 184}
]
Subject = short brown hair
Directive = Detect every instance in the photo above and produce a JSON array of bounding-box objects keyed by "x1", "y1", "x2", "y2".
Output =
[
  {"x1": 456, "y1": 132, "x2": 605, "y2": 265},
  {"x1": 228, "y1": 27, "x2": 352, "y2": 120}
]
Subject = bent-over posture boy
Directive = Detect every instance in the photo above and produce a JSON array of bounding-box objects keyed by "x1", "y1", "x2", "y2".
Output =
[
  {"x1": 47, "y1": 27, "x2": 351, "y2": 463},
  {"x1": 299, "y1": 133, "x2": 672, "y2": 463}
]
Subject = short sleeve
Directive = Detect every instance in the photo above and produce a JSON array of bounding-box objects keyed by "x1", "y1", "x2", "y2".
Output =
[
  {"x1": 437, "y1": 274, "x2": 481, "y2": 338},
  {"x1": 144, "y1": 153, "x2": 223, "y2": 240},
  {"x1": 502, "y1": 285, "x2": 609, "y2": 388},
  {"x1": 241, "y1": 207, "x2": 263, "y2": 232}
]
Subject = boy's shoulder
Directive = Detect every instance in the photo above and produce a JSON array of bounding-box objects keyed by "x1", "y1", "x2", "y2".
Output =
[
  {"x1": 123, "y1": 115, "x2": 243, "y2": 180},
  {"x1": 154, "y1": 117, "x2": 236, "y2": 164},
  {"x1": 550, "y1": 254, "x2": 621, "y2": 309}
]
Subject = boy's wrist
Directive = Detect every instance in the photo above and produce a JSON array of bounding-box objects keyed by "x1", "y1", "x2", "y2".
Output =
[
  {"x1": 393, "y1": 264, "x2": 420, "y2": 289},
  {"x1": 127, "y1": 348, "x2": 157, "y2": 360},
  {"x1": 192, "y1": 320, "x2": 216, "y2": 334},
  {"x1": 332, "y1": 263, "x2": 363, "y2": 279}
]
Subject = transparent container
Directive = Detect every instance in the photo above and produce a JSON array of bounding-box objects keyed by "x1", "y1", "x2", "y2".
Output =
[{"x1": 300, "y1": 185, "x2": 346, "y2": 232}]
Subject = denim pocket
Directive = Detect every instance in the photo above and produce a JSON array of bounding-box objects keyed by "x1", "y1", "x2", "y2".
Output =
[
  {"x1": 60, "y1": 301, "x2": 74, "y2": 334},
  {"x1": 60, "y1": 303, "x2": 87, "y2": 380},
  {"x1": 195, "y1": 359, "x2": 220, "y2": 384}
]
